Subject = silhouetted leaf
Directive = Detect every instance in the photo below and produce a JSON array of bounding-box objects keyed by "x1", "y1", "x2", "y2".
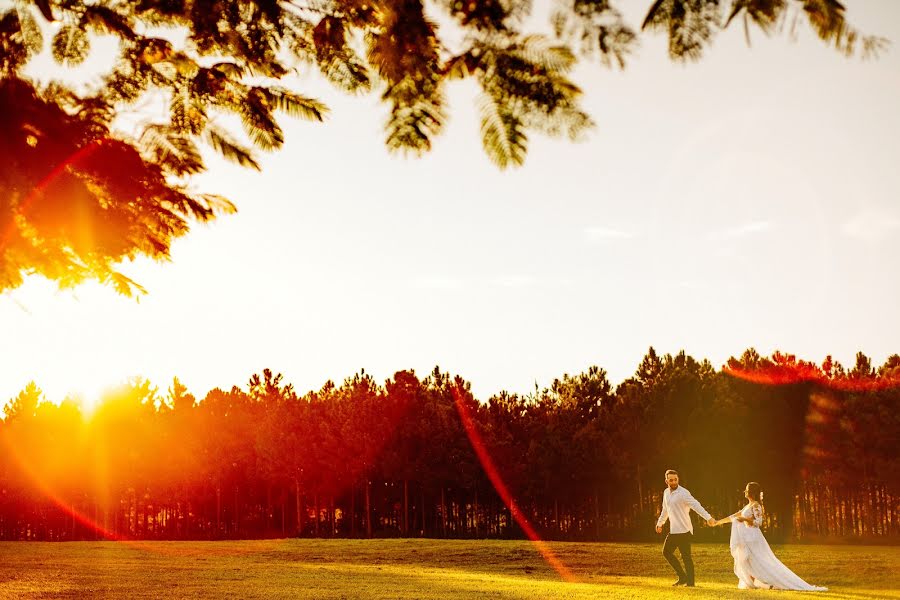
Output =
[
  {"x1": 35, "y1": 0, "x2": 54, "y2": 22},
  {"x1": 18, "y1": 10, "x2": 43, "y2": 54},
  {"x1": 552, "y1": 0, "x2": 637, "y2": 69},
  {"x1": 139, "y1": 125, "x2": 205, "y2": 176},
  {"x1": 51, "y1": 25, "x2": 90, "y2": 67},
  {"x1": 641, "y1": 0, "x2": 722, "y2": 62},
  {"x1": 479, "y1": 95, "x2": 527, "y2": 169},
  {"x1": 264, "y1": 87, "x2": 328, "y2": 122},
  {"x1": 82, "y1": 5, "x2": 136, "y2": 39},
  {"x1": 202, "y1": 126, "x2": 261, "y2": 170},
  {"x1": 198, "y1": 193, "x2": 237, "y2": 215}
]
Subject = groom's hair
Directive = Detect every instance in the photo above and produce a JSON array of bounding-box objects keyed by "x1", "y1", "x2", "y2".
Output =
[{"x1": 665, "y1": 469, "x2": 678, "y2": 477}]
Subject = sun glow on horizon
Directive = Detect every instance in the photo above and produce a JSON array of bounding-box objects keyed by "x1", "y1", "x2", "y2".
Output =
[
  {"x1": 1, "y1": 275, "x2": 167, "y2": 412},
  {"x1": 63, "y1": 385, "x2": 107, "y2": 419}
]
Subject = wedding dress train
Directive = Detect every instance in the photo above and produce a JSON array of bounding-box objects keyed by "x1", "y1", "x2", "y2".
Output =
[{"x1": 728, "y1": 503, "x2": 827, "y2": 591}]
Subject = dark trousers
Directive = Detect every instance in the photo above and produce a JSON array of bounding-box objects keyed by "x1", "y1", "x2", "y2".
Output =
[{"x1": 663, "y1": 532, "x2": 694, "y2": 584}]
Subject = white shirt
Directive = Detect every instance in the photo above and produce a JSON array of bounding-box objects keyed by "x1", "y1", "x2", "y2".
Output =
[{"x1": 656, "y1": 486, "x2": 712, "y2": 534}]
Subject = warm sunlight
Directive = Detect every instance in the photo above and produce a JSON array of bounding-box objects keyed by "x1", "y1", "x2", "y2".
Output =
[
  {"x1": 1, "y1": 0, "x2": 898, "y2": 597},
  {"x1": 65, "y1": 387, "x2": 104, "y2": 419},
  {"x1": 3, "y1": 277, "x2": 161, "y2": 408}
]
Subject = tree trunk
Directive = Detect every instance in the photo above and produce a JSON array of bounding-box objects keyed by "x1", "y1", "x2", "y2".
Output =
[
  {"x1": 350, "y1": 485, "x2": 356, "y2": 538},
  {"x1": 474, "y1": 488, "x2": 479, "y2": 539},
  {"x1": 403, "y1": 479, "x2": 409, "y2": 537},
  {"x1": 554, "y1": 498, "x2": 560, "y2": 536},
  {"x1": 365, "y1": 481, "x2": 372, "y2": 538},
  {"x1": 636, "y1": 463, "x2": 643, "y2": 517},
  {"x1": 314, "y1": 493, "x2": 320, "y2": 537},
  {"x1": 329, "y1": 496, "x2": 335, "y2": 536},
  {"x1": 420, "y1": 489, "x2": 426, "y2": 537},
  {"x1": 142, "y1": 498, "x2": 149, "y2": 539},
  {"x1": 460, "y1": 497, "x2": 468, "y2": 537},
  {"x1": 266, "y1": 485, "x2": 273, "y2": 534},
  {"x1": 216, "y1": 486, "x2": 222, "y2": 538},
  {"x1": 441, "y1": 487, "x2": 447, "y2": 538},
  {"x1": 295, "y1": 480, "x2": 302, "y2": 537}
]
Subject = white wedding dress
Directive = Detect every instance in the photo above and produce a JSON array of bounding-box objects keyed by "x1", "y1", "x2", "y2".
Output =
[{"x1": 727, "y1": 503, "x2": 827, "y2": 591}]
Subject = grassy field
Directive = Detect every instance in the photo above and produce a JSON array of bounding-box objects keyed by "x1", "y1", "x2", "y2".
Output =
[{"x1": 0, "y1": 538, "x2": 897, "y2": 599}]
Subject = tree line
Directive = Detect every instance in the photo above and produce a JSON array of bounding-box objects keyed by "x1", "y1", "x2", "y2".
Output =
[{"x1": 1, "y1": 347, "x2": 897, "y2": 543}]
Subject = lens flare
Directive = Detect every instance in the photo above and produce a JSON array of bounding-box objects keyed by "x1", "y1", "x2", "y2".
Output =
[
  {"x1": 0, "y1": 425, "x2": 121, "y2": 541},
  {"x1": 1, "y1": 139, "x2": 108, "y2": 254},
  {"x1": 723, "y1": 361, "x2": 899, "y2": 486},
  {"x1": 723, "y1": 363, "x2": 900, "y2": 393},
  {"x1": 452, "y1": 385, "x2": 577, "y2": 583}
]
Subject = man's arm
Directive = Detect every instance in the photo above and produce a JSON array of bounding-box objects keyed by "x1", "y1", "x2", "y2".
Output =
[
  {"x1": 684, "y1": 490, "x2": 715, "y2": 525},
  {"x1": 655, "y1": 492, "x2": 668, "y2": 533}
]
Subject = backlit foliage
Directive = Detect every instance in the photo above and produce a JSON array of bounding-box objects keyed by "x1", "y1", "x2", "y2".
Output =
[{"x1": 0, "y1": 0, "x2": 884, "y2": 293}]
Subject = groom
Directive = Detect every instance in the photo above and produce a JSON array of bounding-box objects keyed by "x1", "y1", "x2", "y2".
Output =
[{"x1": 655, "y1": 469, "x2": 715, "y2": 587}]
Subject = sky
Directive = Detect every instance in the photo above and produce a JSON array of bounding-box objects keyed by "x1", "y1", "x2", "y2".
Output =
[{"x1": 2, "y1": 1, "x2": 899, "y2": 407}]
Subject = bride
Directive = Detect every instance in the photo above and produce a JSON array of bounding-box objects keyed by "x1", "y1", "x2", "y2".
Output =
[{"x1": 713, "y1": 482, "x2": 827, "y2": 591}]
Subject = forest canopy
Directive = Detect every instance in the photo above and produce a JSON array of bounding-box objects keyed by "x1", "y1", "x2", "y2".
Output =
[{"x1": 2, "y1": 348, "x2": 898, "y2": 542}]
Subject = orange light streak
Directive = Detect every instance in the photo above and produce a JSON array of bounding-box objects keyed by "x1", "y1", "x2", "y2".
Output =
[
  {"x1": 1, "y1": 139, "x2": 107, "y2": 252},
  {"x1": 452, "y1": 385, "x2": 577, "y2": 583},
  {"x1": 723, "y1": 365, "x2": 900, "y2": 392}
]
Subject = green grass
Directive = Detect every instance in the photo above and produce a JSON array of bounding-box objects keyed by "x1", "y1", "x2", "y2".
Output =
[{"x1": 0, "y1": 539, "x2": 896, "y2": 599}]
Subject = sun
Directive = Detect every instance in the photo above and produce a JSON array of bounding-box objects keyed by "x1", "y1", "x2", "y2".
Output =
[
  {"x1": 55, "y1": 376, "x2": 110, "y2": 418},
  {"x1": 3, "y1": 276, "x2": 139, "y2": 417}
]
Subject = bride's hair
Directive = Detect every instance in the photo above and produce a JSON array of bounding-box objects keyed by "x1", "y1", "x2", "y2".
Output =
[{"x1": 746, "y1": 481, "x2": 762, "y2": 502}]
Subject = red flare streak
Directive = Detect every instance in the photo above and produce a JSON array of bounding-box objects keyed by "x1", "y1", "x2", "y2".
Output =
[
  {"x1": 1, "y1": 428, "x2": 291, "y2": 558},
  {"x1": 452, "y1": 386, "x2": 577, "y2": 583},
  {"x1": 723, "y1": 365, "x2": 900, "y2": 392},
  {"x1": 1, "y1": 139, "x2": 107, "y2": 252},
  {"x1": 0, "y1": 429, "x2": 122, "y2": 541}
]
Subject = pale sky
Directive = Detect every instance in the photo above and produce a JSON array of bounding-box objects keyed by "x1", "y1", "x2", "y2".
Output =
[{"x1": 2, "y1": 1, "x2": 899, "y2": 406}]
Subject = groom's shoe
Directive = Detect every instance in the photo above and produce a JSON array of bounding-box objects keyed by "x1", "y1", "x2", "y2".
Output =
[
  {"x1": 672, "y1": 580, "x2": 687, "y2": 587},
  {"x1": 685, "y1": 582, "x2": 696, "y2": 587}
]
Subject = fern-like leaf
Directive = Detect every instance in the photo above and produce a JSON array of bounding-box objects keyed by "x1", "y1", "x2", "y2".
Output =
[
  {"x1": 800, "y1": 0, "x2": 888, "y2": 58},
  {"x1": 51, "y1": 25, "x2": 91, "y2": 67},
  {"x1": 264, "y1": 87, "x2": 328, "y2": 121},
  {"x1": 107, "y1": 271, "x2": 147, "y2": 297},
  {"x1": 240, "y1": 96, "x2": 284, "y2": 150},
  {"x1": 508, "y1": 34, "x2": 577, "y2": 73},
  {"x1": 313, "y1": 16, "x2": 371, "y2": 93},
  {"x1": 82, "y1": 5, "x2": 136, "y2": 39},
  {"x1": 478, "y1": 94, "x2": 527, "y2": 169},
  {"x1": 641, "y1": 0, "x2": 722, "y2": 62},
  {"x1": 203, "y1": 126, "x2": 260, "y2": 170},
  {"x1": 170, "y1": 84, "x2": 207, "y2": 135},
  {"x1": 384, "y1": 78, "x2": 446, "y2": 156},
  {"x1": 198, "y1": 193, "x2": 237, "y2": 215},
  {"x1": 139, "y1": 125, "x2": 205, "y2": 176},
  {"x1": 17, "y1": 9, "x2": 44, "y2": 54},
  {"x1": 551, "y1": 0, "x2": 637, "y2": 69}
]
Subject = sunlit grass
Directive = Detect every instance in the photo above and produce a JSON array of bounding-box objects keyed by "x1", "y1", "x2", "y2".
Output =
[{"x1": 0, "y1": 539, "x2": 896, "y2": 599}]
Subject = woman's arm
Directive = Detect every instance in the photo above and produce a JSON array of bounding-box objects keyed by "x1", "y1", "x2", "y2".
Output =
[
  {"x1": 749, "y1": 503, "x2": 764, "y2": 527},
  {"x1": 734, "y1": 505, "x2": 764, "y2": 527},
  {"x1": 713, "y1": 513, "x2": 739, "y2": 526}
]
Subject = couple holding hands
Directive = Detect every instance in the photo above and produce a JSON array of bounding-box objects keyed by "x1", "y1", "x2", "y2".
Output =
[{"x1": 656, "y1": 469, "x2": 826, "y2": 591}]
